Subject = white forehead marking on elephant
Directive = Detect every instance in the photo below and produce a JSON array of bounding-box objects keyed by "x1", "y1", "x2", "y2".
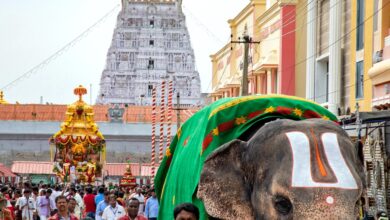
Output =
[
  {"x1": 286, "y1": 132, "x2": 358, "y2": 189},
  {"x1": 326, "y1": 196, "x2": 334, "y2": 205}
]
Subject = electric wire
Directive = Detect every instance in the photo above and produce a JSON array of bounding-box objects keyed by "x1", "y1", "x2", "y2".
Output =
[
  {"x1": 213, "y1": 0, "x2": 389, "y2": 104},
  {"x1": 1, "y1": 4, "x2": 120, "y2": 91},
  {"x1": 286, "y1": 0, "x2": 390, "y2": 101}
]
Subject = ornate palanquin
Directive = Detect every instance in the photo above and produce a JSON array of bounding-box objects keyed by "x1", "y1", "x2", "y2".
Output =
[
  {"x1": 50, "y1": 85, "x2": 106, "y2": 184},
  {"x1": 119, "y1": 161, "x2": 137, "y2": 189}
]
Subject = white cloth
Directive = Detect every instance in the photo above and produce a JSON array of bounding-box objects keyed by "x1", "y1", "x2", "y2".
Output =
[
  {"x1": 74, "y1": 193, "x2": 84, "y2": 210},
  {"x1": 49, "y1": 190, "x2": 61, "y2": 209},
  {"x1": 102, "y1": 204, "x2": 126, "y2": 220},
  {"x1": 38, "y1": 188, "x2": 45, "y2": 194},
  {"x1": 17, "y1": 196, "x2": 36, "y2": 220},
  {"x1": 129, "y1": 193, "x2": 145, "y2": 215},
  {"x1": 39, "y1": 216, "x2": 48, "y2": 220},
  {"x1": 67, "y1": 192, "x2": 83, "y2": 218},
  {"x1": 72, "y1": 205, "x2": 82, "y2": 220}
]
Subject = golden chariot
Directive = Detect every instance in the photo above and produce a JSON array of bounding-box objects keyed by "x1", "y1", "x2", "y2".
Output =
[{"x1": 49, "y1": 85, "x2": 106, "y2": 184}]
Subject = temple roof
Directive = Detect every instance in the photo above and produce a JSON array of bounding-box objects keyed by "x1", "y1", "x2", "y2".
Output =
[
  {"x1": 11, "y1": 161, "x2": 158, "y2": 177},
  {"x1": 0, "y1": 104, "x2": 197, "y2": 122}
]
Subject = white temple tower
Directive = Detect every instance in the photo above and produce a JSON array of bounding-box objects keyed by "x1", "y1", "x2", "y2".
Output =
[{"x1": 97, "y1": 0, "x2": 201, "y2": 106}]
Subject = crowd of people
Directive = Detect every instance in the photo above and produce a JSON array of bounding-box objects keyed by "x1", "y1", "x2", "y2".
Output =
[{"x1": 0, "y1": 181, "x2": 199, "y2": 220}]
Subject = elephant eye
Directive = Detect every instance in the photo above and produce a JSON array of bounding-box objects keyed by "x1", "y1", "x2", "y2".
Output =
[{"x1": 273, "y1": 195, "x2": 292, "y2": 215}]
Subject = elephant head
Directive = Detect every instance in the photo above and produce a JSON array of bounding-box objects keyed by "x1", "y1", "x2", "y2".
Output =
[{"x1": 197, "y1": 119, "x2": 365, "y2": 219}]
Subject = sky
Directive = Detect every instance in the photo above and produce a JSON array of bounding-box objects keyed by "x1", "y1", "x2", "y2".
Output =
[{"x1": 0, "y1": 0, "x2": 246, "y2": 104}]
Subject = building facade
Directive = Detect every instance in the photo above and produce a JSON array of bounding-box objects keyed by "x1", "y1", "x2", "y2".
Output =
[
  {"x1": 349, "y1": 1, "x2": 390, "y2": 215},
  {"x1": 367, "y1": 0, "x2": 390, "y2": 111},
  {"x1": 97, "y1": 0, "x2": 201, "y2": 106},
  {"x1": 305, "y1": 0, "x2": 351, "y2": 116},
  {"x1": 210, "y1": 0, "x2": 264, "y2": 100},
  {"x1": 210, "y1": 0, "x2": 305, "y2": 101},
  {"x1": 252, "y1": 0, "x2": 304, "y2": 97}
]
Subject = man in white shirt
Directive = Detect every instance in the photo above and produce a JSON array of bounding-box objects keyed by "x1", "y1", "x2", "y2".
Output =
[
  {"x1": 49, "y1": 187, "x2": 61, "y2": 210},
  {"x1": 66, "y1": 187, "x2": 84, "y2": 217},
  {"x1": 129, "y1": 188, "x2": 145, "y2": 215},
  {"x1": 17, "y1": 189, "x2": 36, "y2": 220},
  {"x1": 102, "y1": 194, "x2": 126, "y2": 220}
]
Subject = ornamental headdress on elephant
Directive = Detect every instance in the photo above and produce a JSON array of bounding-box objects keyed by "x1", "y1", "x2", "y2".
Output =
[{"x1": 154, "y1": 95, "x2": 342, "y2": 219}]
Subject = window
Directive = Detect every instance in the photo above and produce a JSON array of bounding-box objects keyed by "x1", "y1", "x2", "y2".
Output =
[
  {"x1": 356, "y1": 61, "x2": 364, "y2": 99},
  {"x1": 272, "y1": 70, "x2": 278, "y2": 94},
  {"x1": 318, "y1": 0, "x2": 330, "y2": 55},
  {"x1": 315, "y1": 57, "x2": 329, "y2": 104},
  {"x1": 129, "y1": 53, "x2": 135, "y2": 68},
  {"x1": 150, "y1": 20, "x2": 154, "y2": 28},
  {"x1": 149, "y1": 40, "x2": 154, "y2": 46},
  {"x1": 148, "y1": 59, "x2": 154, "y2": 69},
  {"x1": 148, "y1": 85, "x2": 153, "y2": 96},
  {"x1": 356, "y1": 0, "x2": 365, "y2": 50},
  {"x1": 385, "y1": 83, "x2": 390, "y2": 95},
  {"x1": 325, "y1": 61, "x2": 329, "y2": 102}
]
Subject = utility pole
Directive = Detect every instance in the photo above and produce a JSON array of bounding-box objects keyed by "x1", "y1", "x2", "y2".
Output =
[
  {"x1": 173, "y1": 92, "x2": 187, "y2": 129},
  {"x1": 241, "y1": 35, "x2": 250, "y2": 96},
  {"x1": 177, "y1": 92, "x2": 181, "y2": 128},
  {"x1": 231, "y1": 27, "x2": 260, "y2": 96},
  {"x1": 355, "y1": 102, "x2": 361, "y2": 141},
  {"x1": 176, "y1": 92, "x2": 182, "y2": 128}
]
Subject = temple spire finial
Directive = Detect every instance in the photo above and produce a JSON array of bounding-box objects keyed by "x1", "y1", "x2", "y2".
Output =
[
  {"x1": 178, "y1": 0, "x2": 183, "y2": 13},
  {"x1": 0, "y1": 91, "x2": 8, "y2": 104},
  {"x1": 74, "y1": 85, "x2": 87, "y2": 102}
]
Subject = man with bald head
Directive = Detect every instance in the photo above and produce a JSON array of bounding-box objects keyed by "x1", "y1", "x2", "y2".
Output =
[{"x1": 129, "y1": 188, "x2": 144, "y2": 215}]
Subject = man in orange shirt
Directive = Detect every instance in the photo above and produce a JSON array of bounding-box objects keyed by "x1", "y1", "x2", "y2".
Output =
[
  {"x1": 48, "y1": 196, "x2": 78, "y2": 220},
  {"x1": 118, "y1": 198, "x2": 146, "y2": 220}
]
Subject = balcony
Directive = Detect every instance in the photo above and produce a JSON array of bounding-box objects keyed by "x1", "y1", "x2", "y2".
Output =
[{"x1": 368, "y1": 31, "x2": 390, "y2": 110}]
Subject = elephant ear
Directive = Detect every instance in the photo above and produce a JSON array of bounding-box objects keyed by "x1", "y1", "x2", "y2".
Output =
[{"x1": 197, "y1": 139, "x2": 254, "y2": 219}]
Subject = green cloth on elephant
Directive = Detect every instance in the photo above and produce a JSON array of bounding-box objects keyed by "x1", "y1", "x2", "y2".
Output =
[{"x1": 154, "y1": 95, "x2": 338, "y2": 220}]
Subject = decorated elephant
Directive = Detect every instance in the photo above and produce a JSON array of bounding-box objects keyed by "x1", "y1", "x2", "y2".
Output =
[
  {"x1": 155, "y1": 95, "x2": 365, "y2": 219},
  {"x1": 197, "y1": 119, "x2": 364, "y2": 219}
]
